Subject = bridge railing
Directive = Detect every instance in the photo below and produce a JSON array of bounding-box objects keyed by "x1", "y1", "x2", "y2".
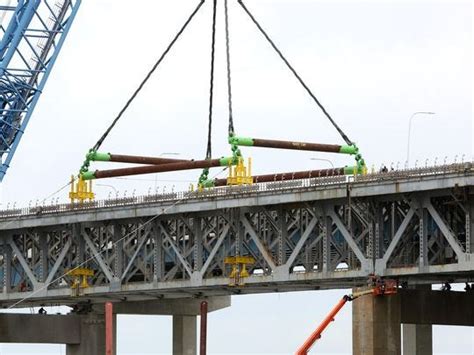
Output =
[{"x1": 0, "y1": 162, "x2": 471, "y2": 220}]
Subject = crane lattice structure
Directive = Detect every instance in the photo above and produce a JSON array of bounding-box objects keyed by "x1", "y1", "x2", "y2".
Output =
[{"x1": 0, "y1": 0, "x2": 81, "y2": 181}]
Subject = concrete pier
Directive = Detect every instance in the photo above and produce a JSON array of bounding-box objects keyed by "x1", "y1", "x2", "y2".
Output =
[
  {"x1": 0, "y1": 296, "x2": 229, "y2": 355},
  {"x1": 66, "y1": 312, "x2": 116, "y2": 355},
  {"x1": 403, "y1": 324, "x2": 432, "y2": 355},
  {"x1": 173, "y1": 315, "x2": 197, "y2": 355},
  {"x1": 353, "y1": 288, "x2": 474, "y2": 355},
  {"x1": 352, "y1": 288, "x2": 401, "y2": 355}
]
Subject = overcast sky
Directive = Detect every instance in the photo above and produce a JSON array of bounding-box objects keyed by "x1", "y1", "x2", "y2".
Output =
[{"x1": 0, "y1": 0, "x2": 472, "y2": 353}]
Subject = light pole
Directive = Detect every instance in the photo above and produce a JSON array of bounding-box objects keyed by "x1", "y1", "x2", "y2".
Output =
[
  {"x1": 154, "y1": 152, "x2": 180, "y2": 191},
  {"x1": 407, "y1": 112, "x2": 435, "y2": 165},
  {"x1": 310, "y1": 158, "x2": 334, "y2": 168}
]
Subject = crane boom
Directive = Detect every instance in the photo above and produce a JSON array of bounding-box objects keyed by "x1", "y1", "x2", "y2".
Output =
[{"x1": 0, "y1": 0, "x2": 81, "y2": 181}]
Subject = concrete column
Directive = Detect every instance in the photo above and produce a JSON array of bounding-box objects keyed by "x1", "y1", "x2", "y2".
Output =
[
  {"x1": 403, "y1": 324, "x2": 432, "y2": 355},
  {"x1": 353, "y1": 289, "x2": 401, "y2": 355},
  {"x1": 66, "y1": 313, "x2": 116, "y2": 355},
  {"x1": 173, "y1": 315, "x2": 197, "y2": 355},
  {"x1": 402, "y1": 284, "x2": 432, "y2": 355}
]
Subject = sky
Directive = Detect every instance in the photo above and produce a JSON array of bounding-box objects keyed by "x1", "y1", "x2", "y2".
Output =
[{"x1": 0, "y1": 0, "x2": 472, "y2": 353}]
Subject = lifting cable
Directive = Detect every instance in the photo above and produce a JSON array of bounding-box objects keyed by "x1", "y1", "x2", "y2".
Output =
[
  {"x1": 237, "y1": 0, "x2": 353, "y2": 146},
  {"x1": 206, "y1": 0, "x2": 218, "y2": 159},
  {"x1": 89, "y1": 0, "x2": 205, "y2": 154},
  {"x1": 224, "y1": 0, "x2": 235, "y2": 136}
]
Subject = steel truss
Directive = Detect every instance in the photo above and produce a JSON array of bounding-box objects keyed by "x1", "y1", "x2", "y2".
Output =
[{"x1": 0, "y1": 164, "x2": 473, "y2": 306}]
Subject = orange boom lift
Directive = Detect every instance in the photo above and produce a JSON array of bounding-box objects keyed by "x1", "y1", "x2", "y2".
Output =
[{"x1": 295, "y1": 278, "x2": 397, "y2": 355}]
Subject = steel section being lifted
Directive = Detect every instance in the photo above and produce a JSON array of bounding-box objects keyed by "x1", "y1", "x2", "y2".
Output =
[
  {"x1": 213, "y1": 167, "x2": 348, "y2": 186},
  {"x1": 88, "y1": 152, "x2": 187, "y2": 165},
  {"x1": 229, "y1": 136, "x2": 357, "y2": 154},
  {"x1": 82, "y1": 156, "x2": 236, "y2": 180}
]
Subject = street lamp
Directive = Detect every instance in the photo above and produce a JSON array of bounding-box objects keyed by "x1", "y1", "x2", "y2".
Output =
[
  {"x1": 96, "y1": 184, "x2": 117, "y2": 193},
  {"x1": 154, "y1": 152, "x2": 180, "y2": 190},
  {"x1": 407, "y1": 112, "x2": 435, "y2": 165},
  {"x1": 310, "y1": 158, "x2": 334, "y2": 168},
  {"x1": 96, "y1": 184, "x2": 118, "y2": 199}
]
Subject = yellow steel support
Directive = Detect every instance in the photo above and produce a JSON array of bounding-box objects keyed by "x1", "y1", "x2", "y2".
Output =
[
  {"x1": 69, "y1": 175, "x2": 94, "y2": 203},
  {"x1": 224, "y1": 255, "x2": 255, "y2": 286},
  {"x1": 67, "y1": 267, "x2": 94, "y2": 296},
  {"x1": 227, "y1": 157, "x2": 253, "y2": 186}
]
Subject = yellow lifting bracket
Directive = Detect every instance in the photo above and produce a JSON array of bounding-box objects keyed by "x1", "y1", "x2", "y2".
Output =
[
  {"x1": 224, "y1": 255, "x2": 255, "y2": 286},
  {"x1": 227, "y1": 157, "x2": 253, "y2": 186},
  {"x1": 67, "y1": 267, "x2": 94, "y2": 296},
  {"x1": 69, "y1": 175, "x2": 94, "y2": 203}
]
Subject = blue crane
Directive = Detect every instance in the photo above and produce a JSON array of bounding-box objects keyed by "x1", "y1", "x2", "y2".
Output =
[{"x1": 0, "y1": 0, "x2": 80, "y2": 181}]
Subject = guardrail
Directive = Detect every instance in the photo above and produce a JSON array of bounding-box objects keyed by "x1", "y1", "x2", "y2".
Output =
[{"x1": 0, "y1": 162, "x2": 472, "y2": 220}]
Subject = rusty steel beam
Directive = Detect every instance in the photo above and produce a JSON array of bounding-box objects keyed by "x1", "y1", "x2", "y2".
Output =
[
  {"x1": 229, "y1": 136, "x2": 358, "y2": 155},
  {"x1": 108, "y1": 154, "x2": 187, "y2": 165},
  {"x1": 213, "y1": 167, "x2": 346, "y2": 186},
  {"x1": 253, "y1": 138, "x2": 342, "y2": 153},
  {"x1": 82, "y1": 157, "x2": 235, "y2": 180}
]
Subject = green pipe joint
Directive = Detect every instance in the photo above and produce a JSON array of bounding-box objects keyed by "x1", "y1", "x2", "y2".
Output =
[
  {"x1": 343, "y1": 165, "x2": 366, "y2": 175},
  {"x1": 219, "y1": 156, "x2": 238, "y2": 166},
  {"x1": 81, "y1": 171, "x2": 96, "y2": 180},
  {"x1": 199, "y1": 179, "x2": 215, "y2": 188},
  {"x1": 87, "y1": 151, "x2": 111, "y2": 162},
  {"x1": 339, "y1": 144, "x2": 358, "y2": 155},
  {"x1": 228, "y1": 136, "x2": 254, "y2": 147}
]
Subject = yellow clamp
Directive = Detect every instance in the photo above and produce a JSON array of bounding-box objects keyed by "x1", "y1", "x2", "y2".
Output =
[{"x1": 69, "y1": 175, "x2": 95, "y2": 203}]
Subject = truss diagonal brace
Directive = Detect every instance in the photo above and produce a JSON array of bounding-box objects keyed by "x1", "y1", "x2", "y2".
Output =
[
  {"x1": 121, "y1": 231, "x2": 149, "y2": 282},
  {"x1": 381, "y1": 207, "x2": 415, "y2": 265},
  {"x1": 286, "y1": 217, "x2": 318, "y2": 268},
  {"x1": 328, "y1": 210, "x2": 367, "y2": 267},
  {"x1": 45, "y1": 237, "x2": 72, "y2": 285},
  {"x1": 9, "y1": 237, "x2": 39, "y2": 289},
  {"x1": 160, "y1": 223, "x2": 193, "y2": 277},
  {"x1": 426, "y1": 202, "x2": 464, "y2": 259},
  {"x1": 83, "y1": 232, "x2": 114, "y2": 282},
  {"x1": 201, "y1": 224, "x2": 230, "y2": 276},
  {"x1": 242, "y1": 216, "x2": 277, "y2": 270}
]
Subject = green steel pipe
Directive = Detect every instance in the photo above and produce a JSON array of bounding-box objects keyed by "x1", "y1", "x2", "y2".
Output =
[
  {"x1": 229, "y1": 136, "x2": 358, "y2": 155},
  {"x1": 82, "y1": 156, "x2": 236, "y2": 180}
]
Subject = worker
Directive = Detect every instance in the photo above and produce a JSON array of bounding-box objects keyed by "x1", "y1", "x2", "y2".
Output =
[{"x1": 441, "y1": 282, "x2": 451, "y2": 291}]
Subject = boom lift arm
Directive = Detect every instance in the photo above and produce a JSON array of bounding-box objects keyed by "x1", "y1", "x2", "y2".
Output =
[{"x1": 295, "y1": 279, "x2": 397, "y2": 355}]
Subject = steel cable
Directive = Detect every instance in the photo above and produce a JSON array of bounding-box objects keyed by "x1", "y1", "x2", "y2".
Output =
[
  {"x1": 91, "y1": 0, "x2": 206, "y2": 152},
  {"x1": 206, "y1": 0, "x2": 218, "y2": 159},
  {"x1": 224, "y1": 0, "x2": 234, "y2": 135},
  {"x1": 237, "y1": 0, "x2": 353, "y2": 146}
]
